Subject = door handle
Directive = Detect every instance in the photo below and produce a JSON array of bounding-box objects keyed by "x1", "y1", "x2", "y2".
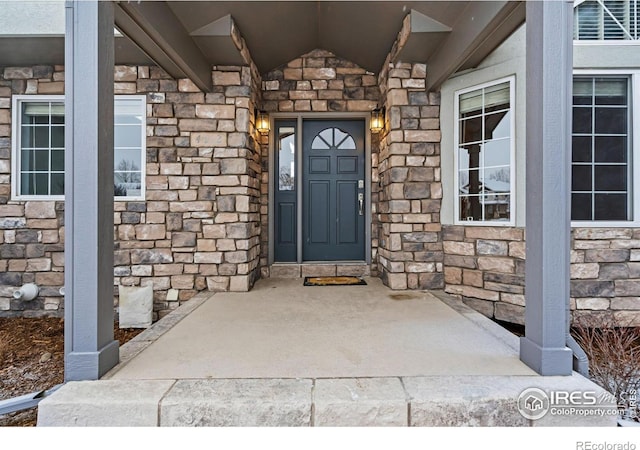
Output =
[{"x1": 358, "y1": 193, "x2": 364, "y2": 216}]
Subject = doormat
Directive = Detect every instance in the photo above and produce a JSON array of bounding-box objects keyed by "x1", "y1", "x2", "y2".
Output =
[{"x1": 303, "y1": 276, "x2": 367, "y2": 286}]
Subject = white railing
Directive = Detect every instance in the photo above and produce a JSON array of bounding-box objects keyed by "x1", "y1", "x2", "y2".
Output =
[{"x1": 574, "y1": 0, "x2": 639, "y2": 40}]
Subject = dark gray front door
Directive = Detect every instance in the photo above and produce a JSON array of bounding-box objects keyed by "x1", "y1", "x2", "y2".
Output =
[{"x1": 302, "y1": 120, "x2": 365, "y2": 261}]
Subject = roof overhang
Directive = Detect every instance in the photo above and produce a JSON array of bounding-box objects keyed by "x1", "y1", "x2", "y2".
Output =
[{"x1": 0, "y1": 1, "x2": 526, "y2": 92}]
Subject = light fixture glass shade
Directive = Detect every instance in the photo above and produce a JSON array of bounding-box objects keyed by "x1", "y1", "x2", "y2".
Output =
[
  {"x1": 256, "y1": 110, "x2": 270, "y2": 134},
  {"x1": 370, "y1": 108, "x2": 384, "y2": 133}
]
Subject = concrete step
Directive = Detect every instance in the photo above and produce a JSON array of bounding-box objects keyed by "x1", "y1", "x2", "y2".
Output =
[
  {"x1": 37, "y1": 375, "x2": 618, "y2": 427},
  {"x1": 269, "y1": 262, "x2": 371, "y2": 278}
]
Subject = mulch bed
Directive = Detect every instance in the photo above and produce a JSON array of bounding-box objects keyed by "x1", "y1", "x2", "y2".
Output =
[{"x1": 0, "y1": 317, "x2": 142, "y2": 427}]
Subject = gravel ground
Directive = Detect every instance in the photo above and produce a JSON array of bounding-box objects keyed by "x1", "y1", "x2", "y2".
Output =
[{"x1": 0, "y1": 317, "x2": 141, "y2": 426}]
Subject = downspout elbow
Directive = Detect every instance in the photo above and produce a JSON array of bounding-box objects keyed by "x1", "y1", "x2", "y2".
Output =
[{"x1": 567, "y1": 333, "x2": 589, "y2": 377}]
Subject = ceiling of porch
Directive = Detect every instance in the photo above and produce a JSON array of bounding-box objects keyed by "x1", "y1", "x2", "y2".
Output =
[
  {"x1": 0, "y1": 1, "x2": 526, "y2": 92},
  {"x1": 167, "y1": 1, "x2": 468, "y2": 73}
]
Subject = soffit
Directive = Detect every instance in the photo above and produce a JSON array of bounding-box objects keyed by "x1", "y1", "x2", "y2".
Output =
[{"x1": 167, "y1": 1, "x2": 470, "y2": 73}]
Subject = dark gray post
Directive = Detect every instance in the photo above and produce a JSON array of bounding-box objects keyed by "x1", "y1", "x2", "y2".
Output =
[
  {"x1": 64, "y1": 0, "x2": 119, "y2": 381},
  {"x1": 520, "y1": 0, "x2": 574, "y2": 375}
]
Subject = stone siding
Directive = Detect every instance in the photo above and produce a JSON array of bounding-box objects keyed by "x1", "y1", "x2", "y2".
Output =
[
  {"x1": 375, "y1": 60, "x2": 444, "y2": 290},
  {"x1": 443, "y1": 225, "x2": 640, "y2": 326},
  {"x1": 260, "y1": 49, "x2": 381, "y2": 276},
  {"x1": 0, "y1": 66, "x2": 66, "y2": 316},
  {"x1": 0, "y1": 63, "x2": 263, "y2": 319}
]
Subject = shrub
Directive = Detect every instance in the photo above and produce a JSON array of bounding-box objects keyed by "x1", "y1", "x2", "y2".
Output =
[{"x1": 572, "y1": 314, "x2": 640, "y2": 421}]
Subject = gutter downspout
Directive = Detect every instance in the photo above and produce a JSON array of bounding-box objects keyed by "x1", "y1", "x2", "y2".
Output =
[
  {"x1": 0, "y1": 384, "x2": 63, "y2": 416},
  {"x1": 567, "y1": 301, "x2": 589, "y2": 377}
]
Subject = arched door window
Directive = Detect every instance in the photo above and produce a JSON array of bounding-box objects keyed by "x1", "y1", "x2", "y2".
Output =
[{"x1": 311, "y1": 127, "x2": 356, "y2": 150}]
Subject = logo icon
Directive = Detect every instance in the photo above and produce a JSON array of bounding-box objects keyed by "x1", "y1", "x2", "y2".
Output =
[{"x1": 517, "y1": 388, "x2": 550, "y2": 420}]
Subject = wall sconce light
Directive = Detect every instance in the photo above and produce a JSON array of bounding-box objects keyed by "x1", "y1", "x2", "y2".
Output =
[
  {"x1": 370, "y1": 106, "x2": 385, "y2": 133},
  {"x1": 255, "y1": 109, "x2": 270, "y2": 135}
]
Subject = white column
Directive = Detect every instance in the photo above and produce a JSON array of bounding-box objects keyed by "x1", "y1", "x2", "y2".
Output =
[
  {"x1": 64, "y1": 0, "x2": 118, "y2": 381},
  {"x1": 520, "y1": 0, "x2": 574, "y2": 375}
]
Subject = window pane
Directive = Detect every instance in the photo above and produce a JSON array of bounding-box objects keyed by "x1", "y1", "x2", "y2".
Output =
[
  {"x1": 17, "y1": 98, "x2": 144, "y2": 198},
  {"x1": 571, "y1": 76, "x2": 630, "y2": 222},
  {"x1": 460, "y1": 169, "x2": 480, "y2": 192},
  {"x1": 115, "y1": 125, "x2": 142, "y2": 148},
  {"x1": 24, "y1": 149, "x2": 49, "y2": 171},
  {"x1": 459, "y1": 116, "x2": 482, "y2": 144},
  {"x1": 458, "y1": 145, "x2": 478, "y2": 171},
  {"x1": 572, "y1": 107, "x2": 592, "y2": 134},
  {"x1": 572, "y1": 136, "x2": 592, "y2": 162},
  {"x1": 459, "y1": 195, "x2": 482, "y2": 221},
  {"x1": 21, "y1": 173, "x2": 49, "y2": 196},
  {"x1": 595, "y1": 136, "x2": 627, "y2": 163},
  {"x1": 572, "y1": 193, "x2": 592, "y2": 220},
  {"x1": 483, "y1": 167, "x2": 510, "y2": 191},
  {"x1": 319, "y1": 128, "x2": 333, "y2": 144},
  {"x1": 459, "y1": 90, "x2": 483, "y2": 116},
  {"x1": 594, "y1": 78, "x2": 627, "y2": 104},
  {"x1": 573, "y1": 79, "x2": 593, "y2": 104},
  {"x1": 51, "y1": 150, "x2": 64, "y2": 171},
  {"x1": 484, "y1": 111, "x2": 510, "y2": 140},
  {"x1": 50, "y1": 173, "x2": 64, "y2": 195},
  {"x1": 595, "y1": 193, "x2": 627, "y2": 220},
  {"x1": 483, "y1": 139, "x2": 510, "y2": 168},
  {"x1": 51, "y1": 125, "x2": 64, "y2": 148},
  {"x1": 115, "y1": 148, "x2": 141, "y2": 172},
  {"x1": 572, "y1": 165, "x2": 592, "y2": 191},
  {"x1": 595, "y1": 107, "x2": 627, "y2": 134},
  {"x1": 278, "y1": 126, "x2": 295, "y2": 191},
  {"x1": 484, "y1": 194, "x2": 510, "y2": 221},
  {"x1": 457, "y1": 81, "x2": 512, "y2": 223},
  {"x1": 594, "y1": 165, "x2": 627, "y2": 191}
]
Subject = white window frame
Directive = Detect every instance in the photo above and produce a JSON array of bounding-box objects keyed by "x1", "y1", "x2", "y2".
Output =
[
  {"x1": 572, "y1": 69, "x2": 640, "y2": 227},
  {"x1": 11, "y1": 94, "x2": 147, "y2": 201},
  {"x1": 453, "y1": 76, "x2": 516, "y2": 227}
]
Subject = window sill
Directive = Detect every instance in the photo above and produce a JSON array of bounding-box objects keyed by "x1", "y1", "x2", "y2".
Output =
[
  {"x1": 12, "y1": 196, "x2": 145, "y2": 202},
  {"x1": 571, "y1": 221, "x2": 640, "y2": 228},
  {"x1": 453, "y1": 220, "x2": 516, "y2": 227}
]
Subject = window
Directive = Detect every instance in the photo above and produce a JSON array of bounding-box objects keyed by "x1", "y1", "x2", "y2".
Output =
[
  {"x1": 454, "y1": 78, "x2": 515, "y2": 225},
  {"x1": 277, "y1": 125, "x2": 296, "y2": 191},
  {"x1": 311, "y1": 127, "x2": 356, "y2": 150},
  {"x1": 574, "y1": 0, "x2": 640, "y2": 41},
  {"x1": 572, "y1": 76, "x2": 634, "y2": 222},
  {"x1": 12, "y1": 95, "x2": 146, "y2": 200}
]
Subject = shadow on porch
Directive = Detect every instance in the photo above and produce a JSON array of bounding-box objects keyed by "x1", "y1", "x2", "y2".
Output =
[{"x1": 36, "y1": 278, "x2": 617, "y2": 426}]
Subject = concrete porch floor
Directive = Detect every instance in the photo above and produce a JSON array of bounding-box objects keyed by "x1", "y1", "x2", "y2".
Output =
[{"x1": 37, "y1": 278, "x2": 618, "y2": 426}]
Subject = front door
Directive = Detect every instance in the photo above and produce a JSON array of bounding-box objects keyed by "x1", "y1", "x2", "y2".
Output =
[{"x1": 302, "y1": 120, "x2": 365, "y2": 261}]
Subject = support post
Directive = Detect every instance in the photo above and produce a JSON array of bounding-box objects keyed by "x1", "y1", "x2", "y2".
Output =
[
  {"x1": 520, "y1": 0, "x2": 574, "y2": 375},
  {"x1": 64, "y1": 0, "x2": 119, "y2": 381}
]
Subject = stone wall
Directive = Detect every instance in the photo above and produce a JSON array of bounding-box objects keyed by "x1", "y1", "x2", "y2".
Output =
[
  {"x1": 375, "y1": 61, "x2": 444, "y2": 290},
  {"x1": 443, "y1": 225, "x2": 640, "y2": 326},
  {"x1": 0, "y1": 63, "x2": 263, "y2": 319},
  {"x1": 259, "y1": 49, "x2": 381, "y2": 275},
  {"x1": 0, "y1": 65, "x2": 66, "y2": 316}
]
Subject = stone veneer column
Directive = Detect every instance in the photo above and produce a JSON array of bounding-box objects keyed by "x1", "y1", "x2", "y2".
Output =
[{"x1": 376, "y1": 62, "x2": 444, "y2": 290}]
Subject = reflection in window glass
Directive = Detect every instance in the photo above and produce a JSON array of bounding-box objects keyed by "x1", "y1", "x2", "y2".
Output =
[
  {"x1": 571, "y1": 77, "x2": 630, "y2": 220},
  {"x1": 456, "y1": 81, "x2": 512, "y2": 222},
  {"x1": 114, "y1": 98, "x2": 145, "y2": 198},
  {"x1": 278, "y1": 126, "x2": 295, "y2": 191},
  {"x1": 19, "y1": 101, "x2": 65, "y2": 196}
]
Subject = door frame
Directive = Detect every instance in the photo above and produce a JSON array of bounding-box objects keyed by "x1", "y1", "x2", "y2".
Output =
[{"x1": 268, "y1": 112, "x2": 372, "y2": 265}]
